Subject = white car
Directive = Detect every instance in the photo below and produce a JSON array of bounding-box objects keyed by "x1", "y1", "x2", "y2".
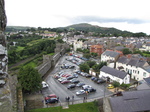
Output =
[
  {"x1": 42, "y1": 81, "x2": 48, "y2": 88},
  {"x1": 82, "y1": 85, "x2": 92, "y2": 90},
  {"x1": 76, "y1": 90, "x2": 85, "y2": 96}
]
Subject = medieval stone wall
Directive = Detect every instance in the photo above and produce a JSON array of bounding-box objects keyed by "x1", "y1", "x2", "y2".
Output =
[
  {"x1": 0, "y1": 0, "x2": 13, "y2": 111},
  {"x1": 37, "y1": 43, "x2": 69, "y2": 77}
]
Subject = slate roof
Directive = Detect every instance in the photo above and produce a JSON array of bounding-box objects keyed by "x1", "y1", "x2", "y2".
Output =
[
  {"x1": 144, "y1": 77, "x2": 150, "y2": 85},
  {"x1": 109, "y1": 90, "x2": 150, "y2": 112},
  {"x1": 117, "y1": 56, "x2": 129, "y2": 64},
  {"x1": 102, "y1": 50, "x2": 120, "y2": 58},
  {"x1": 117, "y1": 56, "x2": 147, "y2": 67},
  {"x1": 100, "y1": 66, "x2": 127, "y2": 79},
  {"x1": 146, "y1": 43, "x2": 150, "y2": 46},
  {"x1": 143, "y1": 66, "x2": 150, "y2": 73}
]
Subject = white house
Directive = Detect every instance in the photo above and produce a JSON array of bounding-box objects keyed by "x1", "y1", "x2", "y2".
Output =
[
  {"x1": 116, "y1": 56, "x2": 150, "y2": 81},
  {"x1": 101, "y1": 50, "x2": 120, "y2": 62},
  {"x1": 73, "y1": 40, "x2": 83, "y2": 51},
  {"x1": 99, "y1": 66, "x2": 130, "y2": 84}
]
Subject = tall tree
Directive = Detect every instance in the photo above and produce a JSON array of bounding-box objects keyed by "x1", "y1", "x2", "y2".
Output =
[{"x1": 18, "y1": 65, "x2": 42, "y2": 93}]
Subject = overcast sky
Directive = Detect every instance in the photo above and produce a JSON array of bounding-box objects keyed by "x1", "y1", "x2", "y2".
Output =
[{"x1": 5, "y1": 0, "x2": 150, "y2": 34}]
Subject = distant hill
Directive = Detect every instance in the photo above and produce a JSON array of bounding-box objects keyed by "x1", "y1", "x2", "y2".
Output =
[
  {"x1": 60, "y1": 23, "x2": 133, "y2": 36},
  {"x1": 6, "y1": 26, "x2": 35, "y2": 32}
]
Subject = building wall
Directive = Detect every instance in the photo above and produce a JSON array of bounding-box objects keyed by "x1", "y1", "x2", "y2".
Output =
[
  {"x1": 90, "y1": 45, "x2": 103, "y2": 56},
  {"x1": 116, "y1": 62, "x2": 150, "y2": 81},
  {"x1": 99, "y1": 71, "x2": 129, "y2": 84}
]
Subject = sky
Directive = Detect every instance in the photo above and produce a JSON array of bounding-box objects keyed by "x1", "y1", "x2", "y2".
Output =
[{"x1": 5, "y1": 0, "x2": 150, "y2": 34}]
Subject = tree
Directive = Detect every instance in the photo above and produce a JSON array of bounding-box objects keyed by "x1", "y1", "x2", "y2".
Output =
[
  {"x1": 83, "y1": 53, "x2": 91, "y2": 59},
  {"x1": 122, "y1": 48, "x2": 132, "y2": 55},
  {"x1": 92, "y1": 61, "x2": 107, "y2": 73},
  {"x1": 91, "y1": 52, "x2": 98, "y2": 57},
  {"x1": 112, "y1": 81, "x2": 120, "y2": 88},
  {"x1": 79, "y1": 63, "x2": 90, "y2": 73},
  {"x1": 86, "y1": 61, "x2": 96, "y2": 68},
  {"x1": 18, "y1": 65, "x2": 42, "y2": 93}
]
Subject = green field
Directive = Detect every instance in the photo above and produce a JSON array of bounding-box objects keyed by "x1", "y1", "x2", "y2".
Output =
[
  {"x1": 16, "y1": 46, "x2": 25, "y2": 52},
  {"x1": 27, "y1": 102, "x2": 99, "y2": 112}
]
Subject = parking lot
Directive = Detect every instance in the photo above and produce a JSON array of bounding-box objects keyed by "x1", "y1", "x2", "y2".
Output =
[{"x1": 42, "y1": 54, "x2": 113, "y2": 104}]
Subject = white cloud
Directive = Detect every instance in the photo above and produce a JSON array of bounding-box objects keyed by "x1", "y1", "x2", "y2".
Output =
[{"x1": 5, "y1": 0, "x2": 150, "y2": 34}]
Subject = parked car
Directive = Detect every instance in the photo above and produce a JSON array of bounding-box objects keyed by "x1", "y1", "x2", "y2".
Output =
[
  {"x1": 96, "y1": 79, "x2": 106, "y2": 84},
  {"x1": 67, "y1": 76, "x2": 75, "y2": 80},
  {"x1": 76, "y1": 82, "x2": 85, "y2": 87},
  {"x1": 93, "y1": 77, "x2": 98, "y2": 82},
  {"x1": 69, "y1": 65, "x2": 75, "y2": 69},
  {"x1": 61, "y1": 74, "x2": 71, "y2": 78},
  {"x1": 61, "y1": 80, "x2": 71, "y2": 84},
  {"x1": 82, "y1": 85, "x2": 92, "y2": 90},
  {"x1": 107, "y1": 84, "x2": 114, "y2": 89},
  {"x1": 45, "y1": 98, "x2": 59, "y2": 104},
  {"x1": 76, "y1": 90, "x2": 85, "y2": 96},
  {"x1": 42, "y1": 81, "x2": 48, "y2": 88},
  {"x1": 45, "y1": 94, "x2": 57, "y2": 101},
  {"x1": 91, "y1": 77, "x2": 97, "y2": 81},
  {"x1": 67, "y1": 84, "x2": 76, "y2": 89},
  {"x1": 85, "y1": 73, "x2": 92, "y2": 78},
  {"x1": 71, "y1": 79, "x2": 80, "y2": 84},
  {"x1": 72, "y1": 73, "x2": 78, "y2": 78},
  {"x1": 75, "y1": 70, "x2": 81, "y2": 75},
  {"x1": 58, "y1": 77, "x2": 66, "y2": 82},
  {"x1": 87, "y1": 88, "x2": 96, "y2": 93}
]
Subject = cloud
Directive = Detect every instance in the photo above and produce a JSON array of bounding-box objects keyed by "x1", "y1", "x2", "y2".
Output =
[{"x1": 71, "y1": 16, "x2": 148, "y2": 24}]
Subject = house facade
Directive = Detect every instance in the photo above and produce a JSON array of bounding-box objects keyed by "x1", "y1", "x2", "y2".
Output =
[
  {"x1": 73, "y1": 40, "x2": 83, "y2": 51},
  {"x1": 99, "y1": 66, "x2": 130, "y2": 84},
  {"x1": 116, "y1": 56, "x2": 150, "y2": 81},
  {"x1": 101, "y1": 50, "x2": 120, "y2": 63},
  {"x1": 90, "y1": 44, "x2": 103, "y2": 56}
]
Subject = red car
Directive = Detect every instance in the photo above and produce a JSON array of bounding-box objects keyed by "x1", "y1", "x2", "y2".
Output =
[
  {"x1": 45, "y1": 94, "x2": 57, "y2": 100},
  {"x1": 62, "y1": 74, "x2": 71, "y2": 77},
  {"x1": 61, "y1": 80, "x2": 71, "y2": 84}
]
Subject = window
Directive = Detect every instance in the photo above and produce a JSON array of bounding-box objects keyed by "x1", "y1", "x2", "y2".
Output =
[{"x1": 143, "y1": 72, "x2": 146, "y2": 77}]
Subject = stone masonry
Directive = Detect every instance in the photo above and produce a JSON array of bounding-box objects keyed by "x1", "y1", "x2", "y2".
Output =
[{"x1": 0, "y1": 0, "x2": 13, "y2": 112}]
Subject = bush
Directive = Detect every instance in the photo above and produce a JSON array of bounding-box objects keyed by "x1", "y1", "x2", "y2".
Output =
[{"x1": 120, "y1": 83, "x2": 131, "y2": 89}]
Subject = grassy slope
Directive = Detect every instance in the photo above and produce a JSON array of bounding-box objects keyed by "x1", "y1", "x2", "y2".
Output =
[{"x1": 27, "y1": 102, "x2": 99, "y2": 112}]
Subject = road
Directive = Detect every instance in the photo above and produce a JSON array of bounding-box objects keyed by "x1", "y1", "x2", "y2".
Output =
[{"x1": 42, "y1": 54, "x2": 112, "y2": 103}]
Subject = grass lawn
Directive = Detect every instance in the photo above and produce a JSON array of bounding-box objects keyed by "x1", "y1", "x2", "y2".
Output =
[
  {"x1": 143, "y1": 53, "x2": 150, "y2": 57},
  {"x1": 26, "y1": 102, "x2": 99, "y2": 112},
  {"x1": 16, "y1": 46, "x2": 25, "y2": 52}
]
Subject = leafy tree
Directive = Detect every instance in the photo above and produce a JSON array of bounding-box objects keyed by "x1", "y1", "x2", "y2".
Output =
[
  {"x1": 112, "y1": 81, "x2": 120, "y2": 88},
  {"x1": 122, "y1": 48, "x2": 132, "y2": 55},
  {"x1": 133, "y1": 50, "x2": 143, "y2": 56},
  {"x1": 91, "y1": 52, "x2": 98, "y2": 57},
  {"x1": 120, "y1": 83, "x2": 130, "y2": 89},
  {"x1": 79, "y1": 63, "x2": 90, "y2": 73},
  {"x1": 86, "y1": 61, "x2": 96, "y2": 68},
  {"x1": 18, "y1": 65, "x2": 42, "y2": 93},
  {"x1": 57, "y1": 39, "x2": 64, "y2": 43},
  {"x1": 76, "y1": 48, "x2": 83, "y2": 52},
  {"x1": 92, "y1": 61, "x2": 107, "y2": 73},
  {"x1": 83, "y1": 53, "x2": 91, "y2": 59}
]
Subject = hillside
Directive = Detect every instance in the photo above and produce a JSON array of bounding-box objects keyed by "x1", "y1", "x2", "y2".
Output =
[
  {"x1": 6, "y1": 26, "x2": 35, "y2": 32},
  {"x1": 60, "y1": 23, "x2": 133, "y2": 36}
]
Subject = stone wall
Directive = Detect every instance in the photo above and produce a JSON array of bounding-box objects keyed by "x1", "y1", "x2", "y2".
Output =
[
  {"x1": 0, "y1": 0, "x2": 13, "y2": 112},
  {"x1": 37, "y1": 43, "x2": 69, "y2": 77}
]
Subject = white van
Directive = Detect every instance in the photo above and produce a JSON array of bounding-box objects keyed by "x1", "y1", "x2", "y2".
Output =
[{"x1": 42, "y1": 81, "x2": 48, "y2": 88}]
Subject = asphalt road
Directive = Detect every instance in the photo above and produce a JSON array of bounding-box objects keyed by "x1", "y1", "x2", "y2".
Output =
[{"x1": 42, "y1": 54, "x2": 112, "y2": 103}]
